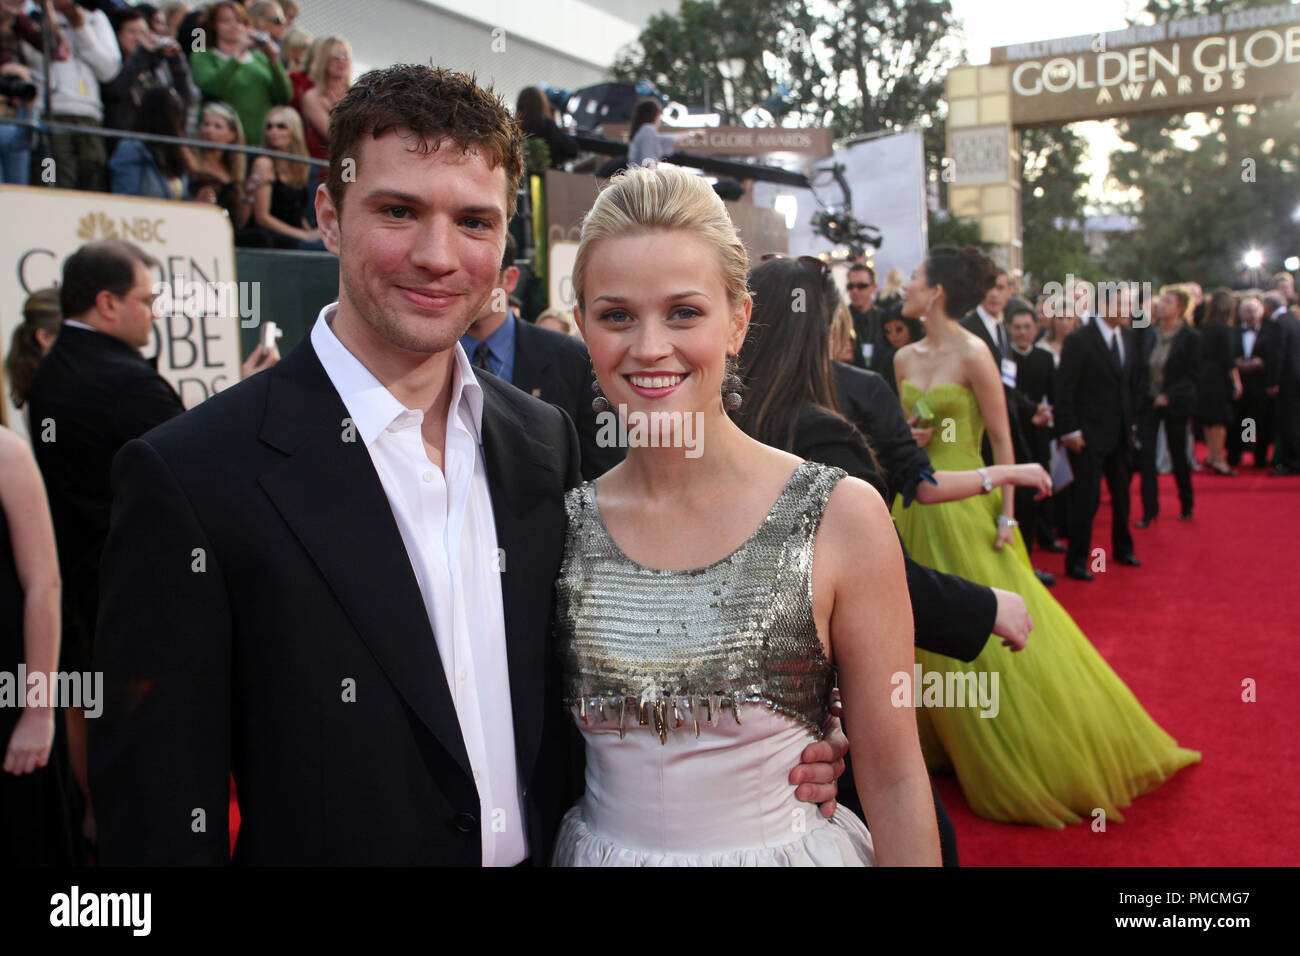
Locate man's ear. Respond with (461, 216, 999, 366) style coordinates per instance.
(316, 183, 340, 255)
(94, 289, 120, 328)
(503, 265, 521, 295)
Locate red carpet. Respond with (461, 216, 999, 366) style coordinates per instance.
(936, 458, 1300, 865)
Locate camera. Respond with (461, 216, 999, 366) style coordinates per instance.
(0, 76, 38, 103)
(250, 30, 271, 45)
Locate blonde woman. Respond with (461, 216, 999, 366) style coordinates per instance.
(191, 103, 254, 231)
(535, 308, 574, 335)
(300, 36, 352, 160)
(876, 266, 905, 308)
(829, 295, 857, 364)
(553, 164, 939, 866)
(281, 27, 312, 74)
(249, 106, 319, 249)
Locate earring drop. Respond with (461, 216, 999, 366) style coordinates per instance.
(722, 355, 743, 411)
(591, 374, 611, 413)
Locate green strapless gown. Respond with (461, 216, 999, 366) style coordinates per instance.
(891, 380, 1200, 829)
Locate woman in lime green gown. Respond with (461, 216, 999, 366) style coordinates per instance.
(889, 247, 1199, 829)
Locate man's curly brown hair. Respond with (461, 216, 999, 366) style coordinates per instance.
(326, 64, 524, 219)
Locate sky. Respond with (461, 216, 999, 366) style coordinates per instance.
(949, 0, 1155, 207)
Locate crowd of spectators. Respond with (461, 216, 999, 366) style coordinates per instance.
(0, 0, 344, 249)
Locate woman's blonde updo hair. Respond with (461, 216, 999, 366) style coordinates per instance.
(572, 165, 749, 313)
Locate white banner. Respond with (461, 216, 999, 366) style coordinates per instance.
(0, 186, 242, 441)
(752, 127, 929, 286)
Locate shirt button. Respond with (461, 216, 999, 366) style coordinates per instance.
(473, 770, 480, 782)
(459, 669, 468, 681)
(422, 470, 435, 483)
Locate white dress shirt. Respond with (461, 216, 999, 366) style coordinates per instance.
(310, 303, 526, 866)
(1242, 326, 1258, 359)
(976, 304, 1008, 357)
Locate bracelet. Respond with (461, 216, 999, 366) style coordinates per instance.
(996, 515, 1018, 528)
(976, 467, 994, 494)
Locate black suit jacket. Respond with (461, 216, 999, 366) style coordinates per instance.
(960, 311, 1033, 464)
(27, 325, 185, 625)
(1267, 312, 1300, 393)
(89, 339, 582, 865)
(1236, 324, 1271, 401)
(510, 315, 623, 480)
(1054, 319, 1138, 456)
(793, 405, 994, 663)
(831, 361, 933, 506)
(1135, 325, 1200, 419)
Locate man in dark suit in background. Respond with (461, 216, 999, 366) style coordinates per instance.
(459, 233, 622, 480)
(846, 262, 891, 377)
(1230, 296, 1274, 468)
(1264, 292, 1300, 475)
(27, 240, 185, 846)
(1055, 284, 1141, 581)
(1006, 302, 1057, 553)
(960, 271, 1057, 585)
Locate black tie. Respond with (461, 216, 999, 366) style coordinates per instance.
(1109, 330, 1122, 372)
(995, 321, 1008, 359)
(473, 341, 493, 372)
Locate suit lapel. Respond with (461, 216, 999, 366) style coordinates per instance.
(478, 381, 550, 787)
(510, 316, 552, 399)
(1088, 319, 1122, 381)
(256, 343, 473, 779)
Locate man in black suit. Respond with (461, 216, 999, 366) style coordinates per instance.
(460, 233, 622, 480)
(846, 263, 891, 376)
(1055, 284, 1141, 581)
(30, 240, 276, 844)
(1230, 296, 1273, 468)
(89, 66, 842, 866)
(1264, 292, 1300, 475)
(1006, 302, 1057, 553)
(960, 271, 1056, 585)
(27, 240, 185, 843)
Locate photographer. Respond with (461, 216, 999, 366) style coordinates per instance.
(190, 0, 290, 147)
(20, 0, 122, 191)
(1, 0, 41, 183)
(101, 5, 189, 136)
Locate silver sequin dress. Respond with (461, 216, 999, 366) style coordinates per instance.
(551, 461, 875, 866)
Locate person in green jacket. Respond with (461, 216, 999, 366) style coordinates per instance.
(190, 1, 291, 147)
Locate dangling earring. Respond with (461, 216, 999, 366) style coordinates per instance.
(722, 354, 743, 411)
(591, 373, 611, 413)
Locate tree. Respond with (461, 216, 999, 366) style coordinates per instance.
(1103, 0, 1300, 287)
(611, 0, 964, 166)
(1020, 126, 1102, 286)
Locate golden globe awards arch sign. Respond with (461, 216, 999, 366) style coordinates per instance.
(0, 186, 242, 441)
(991, 3, 1300, 124)
(944, 2, 1300, 276)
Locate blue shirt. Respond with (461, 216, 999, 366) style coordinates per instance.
(459, 312, 516, 384)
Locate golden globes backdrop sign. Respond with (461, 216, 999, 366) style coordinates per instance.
(992, 3, 1300, 123)
(944, 2, 1300, 274)
(0, 186, 241, 440)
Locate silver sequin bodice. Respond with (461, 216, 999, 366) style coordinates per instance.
(555, 461, 845, 742)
